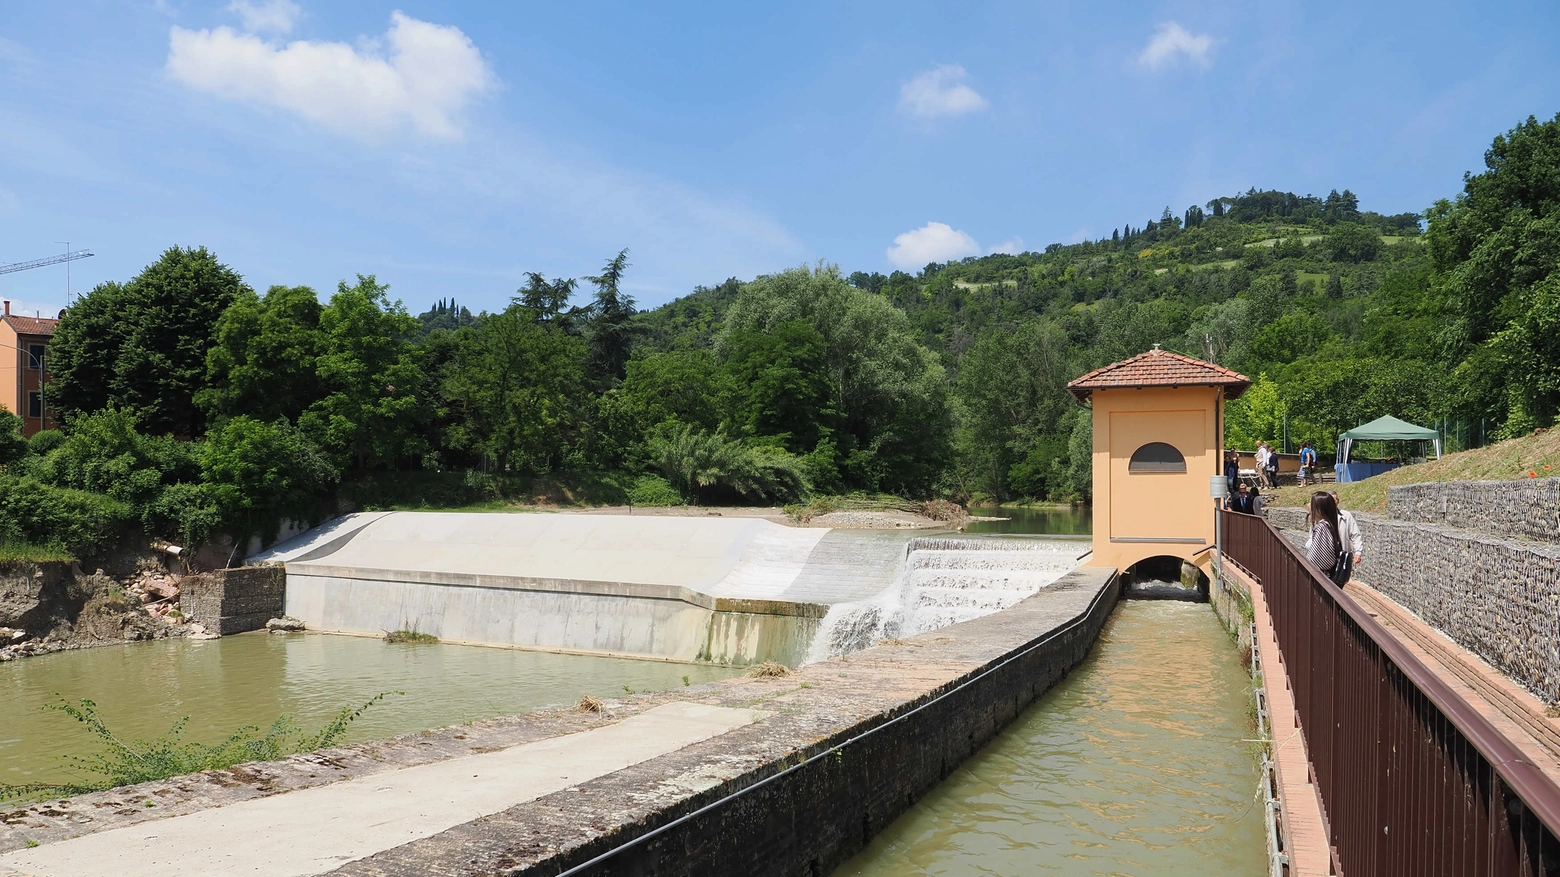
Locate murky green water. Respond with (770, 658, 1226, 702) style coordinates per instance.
(837, 600, 1265, 876)
(965, 504, 1092, 536)
(1, 634, 736, 786)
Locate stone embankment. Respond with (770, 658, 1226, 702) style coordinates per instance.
(1, 567, 1118, 877)
(1388, 478, 1559, 544)
(1267, 477, 1560, 705)
(0, 561, 180, 662)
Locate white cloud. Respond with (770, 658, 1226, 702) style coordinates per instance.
(898, 65, 988, 119)
(227, 0, 301, 34)
(987, 237, 1025, 255)
(887, 222, 981, 269)
(1137, 22, 1215, 70)
(166, 11, 494, 140)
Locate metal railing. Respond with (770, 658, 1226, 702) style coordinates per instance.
(1221, 509, 1560, 876)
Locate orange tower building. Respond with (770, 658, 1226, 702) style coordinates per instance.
(1066, 347, 1250, 576)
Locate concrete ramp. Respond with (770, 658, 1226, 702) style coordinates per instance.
(275, 513, 915, 665)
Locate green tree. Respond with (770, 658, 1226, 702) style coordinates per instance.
(1224, 375, 1286, 450)
(516, 273, 580, 330)
(0, 411, 26, 468)
(1490, 275, 1560, 429)
(1324, 222, 1381, 263)
(718, 264, 952, 494)
(717, 321, 834, 453)
(300, 276, 427, 470)
(954, 317, 1074, 500)
(1428, 113, 1560, 430)
(50, 247, 246, 436)
(203, 417, 338, 539)
(198, 285, 324, 424)
(583, 250, 638, 388)
(441, 304, 588, 472)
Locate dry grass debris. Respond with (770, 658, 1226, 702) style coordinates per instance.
(745, 661, 790, 679)
(575, 694, 604, 713)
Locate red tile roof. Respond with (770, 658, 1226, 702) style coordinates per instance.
(2, 314, 60, 337)
(1067, 347, 1250, 402)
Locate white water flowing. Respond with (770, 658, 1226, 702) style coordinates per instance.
(804, 536, 1083, 662)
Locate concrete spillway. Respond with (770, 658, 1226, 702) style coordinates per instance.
(255, 512, 913, 666)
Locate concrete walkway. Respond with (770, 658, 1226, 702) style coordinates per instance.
(0, 702, 761, 877)
(1229, 563, 1335, 877)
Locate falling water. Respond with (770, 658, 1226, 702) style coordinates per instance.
(805, 536, 1082, 661)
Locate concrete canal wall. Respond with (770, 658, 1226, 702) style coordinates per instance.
(258, 513, 909, 666)
(1, 567, 1119, 877)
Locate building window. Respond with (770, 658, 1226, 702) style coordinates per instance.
(27, 344, 44, 370)
(1128, 441, 1186, 473)
(28, 392, 42, 418)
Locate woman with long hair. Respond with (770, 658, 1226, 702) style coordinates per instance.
(1305, 491, 1346, 583)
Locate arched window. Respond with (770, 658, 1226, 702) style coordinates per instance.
(1128, 442, 1186, 473)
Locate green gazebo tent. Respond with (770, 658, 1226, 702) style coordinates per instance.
(1336, 415, 1441, 482)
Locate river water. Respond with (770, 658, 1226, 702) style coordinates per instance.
(965, 504, 1092, 536)
(1, 634, 735, 787)
(836, 600, 1266, 875)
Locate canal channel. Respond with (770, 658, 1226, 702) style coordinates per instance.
(837, 598, 1266, 875)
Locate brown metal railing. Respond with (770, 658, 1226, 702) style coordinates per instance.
(1221, 509, 1560, 876)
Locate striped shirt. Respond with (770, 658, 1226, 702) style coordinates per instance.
(1306, 521, 1339, 571)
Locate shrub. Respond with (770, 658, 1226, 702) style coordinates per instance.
(0, 693, 398, 802)
(649, 424, 809, 504)
(0, 412, 25, 468)
(26, 429, 65, 456)
(0, 476, 133, 558)
(627, 474, 683, 506)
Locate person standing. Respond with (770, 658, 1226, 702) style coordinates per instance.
(1331, 490, 1362, 583)
(1227, 482, 1252, 513)
(1249, 485, 1265, 516)
(1298, 441, 1317, 486)
(1225, 450, 1240, 496)
(1253, 442, 1270, 487)
(1305, 491, 1349, 585)
(1265, 442, 1281, 488)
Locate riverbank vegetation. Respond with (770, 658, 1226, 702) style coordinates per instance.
(0, 692, 397, 802)
(3, 113, 1558, 561)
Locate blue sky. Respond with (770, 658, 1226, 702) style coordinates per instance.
(2, 1, 1558, 317)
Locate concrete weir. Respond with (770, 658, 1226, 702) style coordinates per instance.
(258, 512, 911, 666)
(0, 567, 1118, 877)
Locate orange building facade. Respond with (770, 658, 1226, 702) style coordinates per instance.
(0, 301, 61, 437)
(1066, 348, 1250, 575)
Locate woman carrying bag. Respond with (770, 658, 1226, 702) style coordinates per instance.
(1304, 491, 1352, 586)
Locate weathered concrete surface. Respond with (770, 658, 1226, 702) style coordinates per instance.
(0, 567, 1118, 877)
(273, 513, 912, 664)
(0, 703, 761, 877)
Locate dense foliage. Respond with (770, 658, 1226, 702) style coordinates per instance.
(7, 112, 1558, 558)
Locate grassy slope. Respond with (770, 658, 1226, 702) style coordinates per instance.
(1268, 428, 1560, 513)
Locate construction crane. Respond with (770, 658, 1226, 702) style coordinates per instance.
(0, 249, 94, 276)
